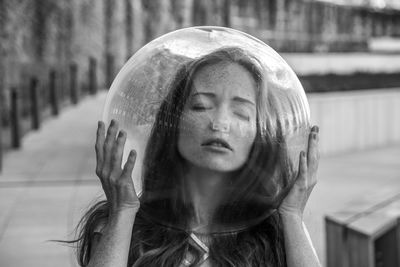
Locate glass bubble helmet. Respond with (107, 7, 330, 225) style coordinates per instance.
(103, 26, 310, 234)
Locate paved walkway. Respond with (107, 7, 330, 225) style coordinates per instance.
(0, 91, 399, 267)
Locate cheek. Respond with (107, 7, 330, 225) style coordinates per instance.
(234, 121, 257, 154)
(235, 120, 257, 140)
(178, 113, 206, 145)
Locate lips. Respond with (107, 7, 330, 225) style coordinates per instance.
(202, 138, 233, 151)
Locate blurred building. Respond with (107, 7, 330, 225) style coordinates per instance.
(1, 0, 400, 121)
(232, 0, 400, 52)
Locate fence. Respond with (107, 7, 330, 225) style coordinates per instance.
(308, 88, 400, 155)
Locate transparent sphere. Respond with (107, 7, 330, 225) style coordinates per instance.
(103, 26, 310, 233)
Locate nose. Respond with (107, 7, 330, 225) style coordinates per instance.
(211, 120, 230, 133)
(210, 107, 231, 133)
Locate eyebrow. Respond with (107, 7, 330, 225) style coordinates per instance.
(191, 92, 255, 106)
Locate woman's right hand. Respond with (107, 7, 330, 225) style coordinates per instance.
(95, 119, 140, 216)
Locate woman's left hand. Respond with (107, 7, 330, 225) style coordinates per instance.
(278, 125, 320, 220)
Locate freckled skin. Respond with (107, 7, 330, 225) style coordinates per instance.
(178, 62, 257, 172)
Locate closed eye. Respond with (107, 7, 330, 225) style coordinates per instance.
(191, 105, 211, 111)
(234, 112, 250, 121)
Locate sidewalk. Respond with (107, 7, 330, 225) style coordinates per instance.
(0, 91, 399, 267)
(0, 92, 107, 267)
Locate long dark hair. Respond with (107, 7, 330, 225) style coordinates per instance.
(71, 47, 296, 266)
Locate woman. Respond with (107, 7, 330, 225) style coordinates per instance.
(72, 47, 321, 266)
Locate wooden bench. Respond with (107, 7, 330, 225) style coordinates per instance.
(325, 190, 400, 267)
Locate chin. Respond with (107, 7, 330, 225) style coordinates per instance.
(195, 158, 244, 173)
(178, 147, 246, 173)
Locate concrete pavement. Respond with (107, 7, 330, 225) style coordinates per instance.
(0, 91, 399, 267)
(0, 93, 107, 267)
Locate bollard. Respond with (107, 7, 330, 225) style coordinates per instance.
(0, 100, 2, 172)
(69, 63, 79, 105)
(89, 57, 98, 95)
(30, 77, 40, 130)
(223, 0, 231, 27)
(106, 53, 114, 89)
(10, 88, 21, 149)
(49, 70, 59, 116)
(58, 70, 65, 102)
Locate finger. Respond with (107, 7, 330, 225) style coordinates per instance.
(103, 119, 119, 177)
(122, 150, 137, 180)
(307, 125, 320, 171)
(296, 151, 308, 188)
(110, 130, 127, 176)
(95, 121, 106, 175)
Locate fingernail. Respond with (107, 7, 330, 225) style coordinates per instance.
(301, 151, 305, 157)
(313, 126, 319, 133)
(312, 132, 317, 139)
(130, 150, 136, 157)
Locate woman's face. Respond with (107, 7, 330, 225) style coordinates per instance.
(178, 61, 258, 172)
